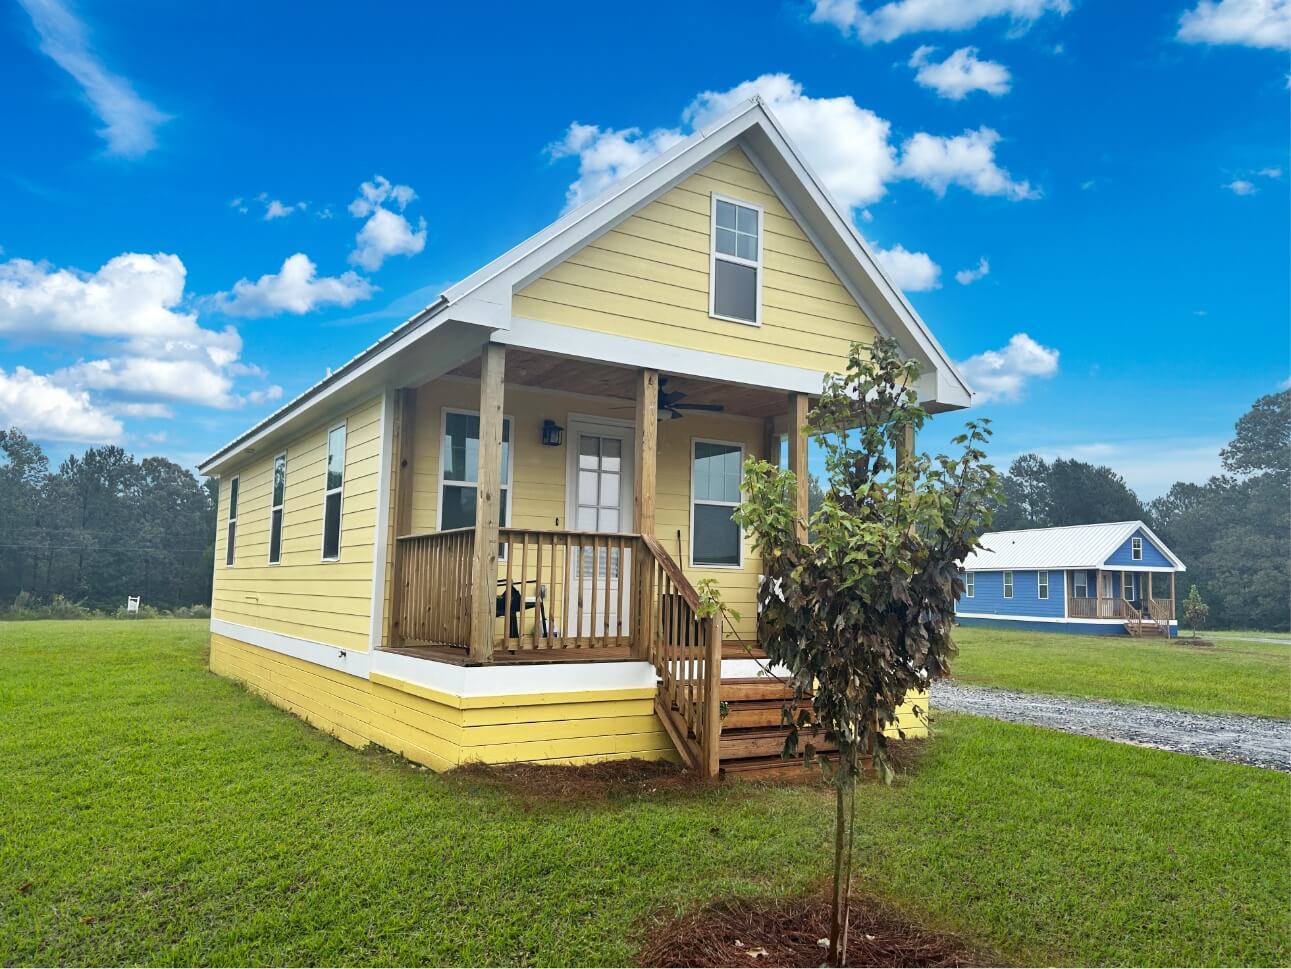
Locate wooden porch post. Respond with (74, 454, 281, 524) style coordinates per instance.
(762, 416, 779, 466)
(1147, 573, 1153, 605)
(388, 387, 417, 647)
(788, 393, 809, 542)
(1169, 571, 1176, 619)
(469, 343, 505, 664)
(633, 369, 658, 534)
(895, 425, 915, 471)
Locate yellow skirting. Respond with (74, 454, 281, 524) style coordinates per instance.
(209, 634, 929, 770)
(209, 634, 679, 771)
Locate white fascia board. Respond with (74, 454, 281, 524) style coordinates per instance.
(442, 103, 766, 307)
(199, 317, 490, 477)
(501, 316, 827, 394)
(739, 118, 973, 409)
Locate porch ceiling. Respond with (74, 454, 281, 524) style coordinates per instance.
(447, 347, 796, 419)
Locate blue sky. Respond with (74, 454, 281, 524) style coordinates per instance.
(1, 0, 1287, 498)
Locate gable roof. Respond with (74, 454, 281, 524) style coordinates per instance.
(198, 98, 972, 476)
(963, 521, 1186, 572)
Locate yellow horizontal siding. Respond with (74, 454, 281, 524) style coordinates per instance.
(513, 147, 877, 374)
(212, 395, 383, 652)
(210, 635, 681, 770)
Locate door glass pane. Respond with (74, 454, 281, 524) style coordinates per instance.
(599, 508, 619, 533)
(601, 438, 621, 471)
(579, 469, 600, 504)
(693, 504, 739, 566)
(576, 506, 597, 531)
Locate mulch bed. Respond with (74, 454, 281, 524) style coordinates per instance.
(637, 893, 986, 968)
(447, 758, 716, 803)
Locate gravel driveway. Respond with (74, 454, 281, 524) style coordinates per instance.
(931, 681, 1291, 772)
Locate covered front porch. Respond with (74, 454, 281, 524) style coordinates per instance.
(379, 342, 818, 774)
(1067, 568, 1177, 633)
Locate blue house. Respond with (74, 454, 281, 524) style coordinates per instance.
(957, 521, 1187, 637)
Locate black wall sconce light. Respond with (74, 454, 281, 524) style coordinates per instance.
(541, 419, 564, 447)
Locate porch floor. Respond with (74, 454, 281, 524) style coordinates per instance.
(382, 641, 767, 667)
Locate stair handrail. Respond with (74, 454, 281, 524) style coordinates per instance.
(636, 534, 722, 777)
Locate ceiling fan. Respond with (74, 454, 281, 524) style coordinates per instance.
(611, 377, 726, 420)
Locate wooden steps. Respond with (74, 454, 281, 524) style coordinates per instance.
(718, 677, 831, 780)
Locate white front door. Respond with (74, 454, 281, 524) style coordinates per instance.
(565, 418, 634, 640)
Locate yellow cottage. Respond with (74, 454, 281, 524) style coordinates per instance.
(199, 99, 973, 778)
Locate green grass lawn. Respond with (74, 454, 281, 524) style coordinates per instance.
(952, 625, 1291, 719)
(1, 620, 1288, 967)
(1209, 629, 1291, 641)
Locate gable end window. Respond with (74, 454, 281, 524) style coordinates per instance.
(1131, 536, 1143, 560)
(691, 439, 743, 567)
(1038, 570, 1049, 600)
(1003, 570, 1014, 599)
(268, 452, 286, 565)
(225, 476, 239, 566)
(709, 195, 762, 326)
(322, 423, 346, 561)
(965, 572, 975, 597)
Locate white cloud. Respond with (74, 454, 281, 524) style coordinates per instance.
(872, 242, 942, 290)
(1258, 165, 1284, 177)
(547, 123, 688, 210)
(1177, 0, 1291, 50)
(263, 198, 305, 220)
(0, 366, 122, 442)
(218, 253, 375, 317)
(1225, 178, 1257, 194)
(809, 0, 1070, 43)
(245, 386, 284, 406)
(958, 332, 1059, 403)
(0, 252, 197, 341)
(909, 46, 1012, 99)
(1278, 374, 1291, 390)
(347, 176, 426, 271)
(549, 74, 1037, 216)
(955, 257, 991, 285)
(0, 251, 277, 415)
(17, 0, 169, 157)
(106, 401, 173, 418)
(899, 127, 1039, 199)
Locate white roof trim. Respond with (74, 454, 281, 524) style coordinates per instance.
(200, 98, 973, 474)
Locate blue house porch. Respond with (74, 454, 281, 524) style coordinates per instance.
(956, 521, 1187, 637)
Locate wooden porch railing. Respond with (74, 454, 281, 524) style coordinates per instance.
(390, 528, 475, 647)
(389, 527, 722, 774)
(1146, 597, 1175, 622)
(1068, 596, 1129, 620)
(636, 534, 720, 775)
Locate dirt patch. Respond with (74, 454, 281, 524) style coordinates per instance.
(637, 893, 986, 967)
(1169, 637, 1217, 649)
(447, 758, 716, 803)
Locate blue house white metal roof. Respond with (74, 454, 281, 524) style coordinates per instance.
(964, 521, 1186, 572)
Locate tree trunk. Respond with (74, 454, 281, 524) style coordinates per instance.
(828, 777, 853, 966)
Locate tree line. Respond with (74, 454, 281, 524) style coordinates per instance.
(0, 429, 216, 614)
(992, 390, 1290, 631)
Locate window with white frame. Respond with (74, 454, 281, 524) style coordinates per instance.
(225, 476, 239, 566)
(1038, 570, 1049, 600)
(268, 452, 286, 565)
(1003, 570, 1014, 599)
(1123, 573, 1134, 600)
(691, 440, 743, 567)
(710, 196, 761, 325)
(1074, 570, 1089, 598)
(439, 410, 512, 553)
(1131, 536, 1143, 560)
(322, 423, 346, 561)
(965, 572, 975, 597)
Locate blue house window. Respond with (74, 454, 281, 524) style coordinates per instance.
(1003, 571, 1014, 599)
(1038, 571, 1049, 600)
(1132, 537, 1143, 560)
(965, 572, 975, 597)
(1074, 570, 1089, 598)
